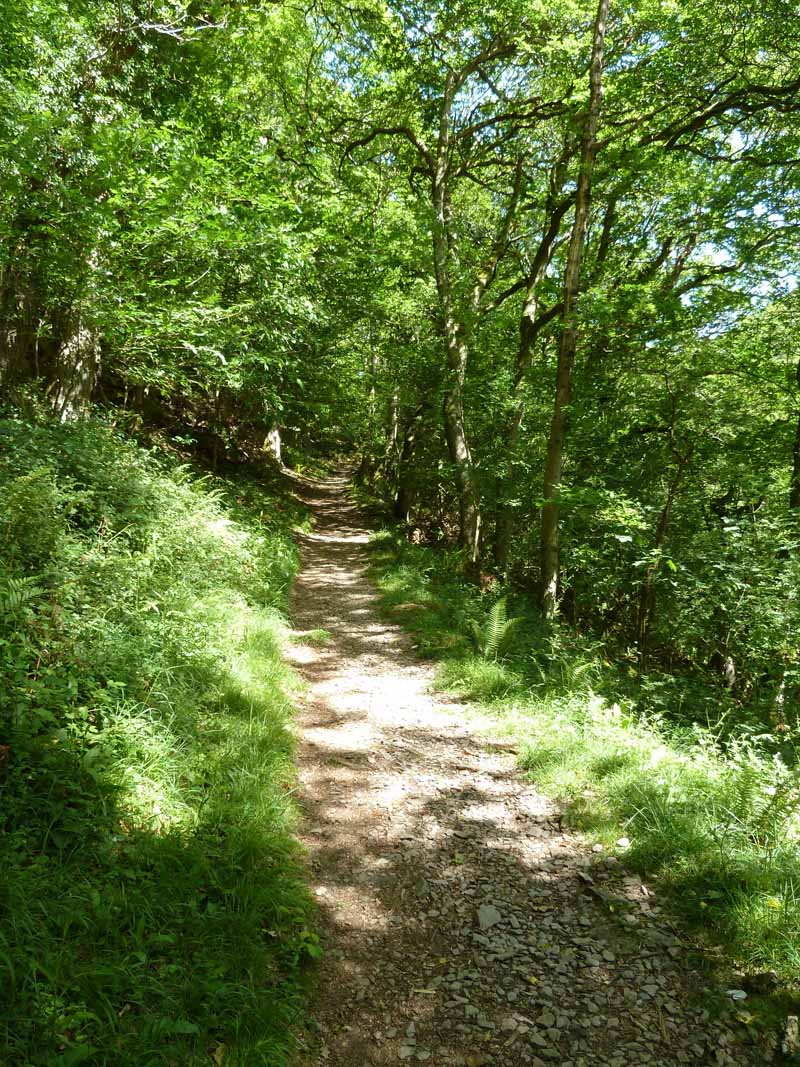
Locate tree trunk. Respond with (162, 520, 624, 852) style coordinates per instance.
(388, 387, 400, 458)
(494, 301, 539, 572)
(394, 444, 415, 521)
(636, 456, 689, 672)
(0, 264, 42, 388)
(211, 388, 223, 471)
(442, 383, 481, 566)
(51, 313, 100, 421)
(494, 162, 571, 573)
(539, 0, 610, 617)
(636, 387, 693, 671)
(790, 358, 800, 509)
(265, 422, 283, 466)
(393, 404, 424, 522)
(431, 144, 482, 571)
(349, 52, 521, 575)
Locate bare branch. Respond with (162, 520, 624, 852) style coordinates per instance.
(673, 228, 800, 296)
(471, 157, 524, 317)
(342, 126, 434, 172)
(481, 276, 529, 315)
(139, 19, 228, 40)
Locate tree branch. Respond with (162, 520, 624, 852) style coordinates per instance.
(470, 157, 524, 316)
(342, 126, 434, 172)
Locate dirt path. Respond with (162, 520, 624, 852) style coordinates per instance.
(286, 474, 765, 1067)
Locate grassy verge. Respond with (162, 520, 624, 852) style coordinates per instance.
(368, 528, 800, 1002)
(0, 408, 317, 1067)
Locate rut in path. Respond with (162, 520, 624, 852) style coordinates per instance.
(285, 473, 763, 1067)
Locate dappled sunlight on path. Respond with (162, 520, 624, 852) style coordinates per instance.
(286, 472, 762, 1067)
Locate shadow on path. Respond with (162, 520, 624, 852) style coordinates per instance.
(286, 472, 762, 1067)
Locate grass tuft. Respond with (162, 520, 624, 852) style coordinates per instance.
(292, 627, 333, 647)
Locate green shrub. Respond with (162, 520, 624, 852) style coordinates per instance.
(0, 466, 65, 568)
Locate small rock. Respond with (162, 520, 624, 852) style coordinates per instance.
(478, 904, 503, 931)
(782, 1016, 799, 1056)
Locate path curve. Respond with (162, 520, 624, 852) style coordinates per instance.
(286, 473, 764, 1067)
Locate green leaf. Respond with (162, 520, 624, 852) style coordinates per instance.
(168, 1020, 201, 1035)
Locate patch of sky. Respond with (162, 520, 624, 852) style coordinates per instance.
(607, 32, 668, 74)
(729, 129, 745, 154)
(696, 242, 733, 267)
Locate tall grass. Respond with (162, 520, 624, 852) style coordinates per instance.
(0, 410, 317, 1066)
(368, 528, 800, 989)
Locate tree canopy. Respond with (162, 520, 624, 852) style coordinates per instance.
(4, 0, 800, 685)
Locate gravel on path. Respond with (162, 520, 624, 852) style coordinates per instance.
(286, 473, 770, 1067)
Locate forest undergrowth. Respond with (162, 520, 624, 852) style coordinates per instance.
(0, 403, 317, 1067)
(367, 527, 800, 1005)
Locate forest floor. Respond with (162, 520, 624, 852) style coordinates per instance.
(286, 473, 766, 1067)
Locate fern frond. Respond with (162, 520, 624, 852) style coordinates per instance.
(0, 575, 43, 616)
(472, 597, 521, 659)
(484, 598, 509, 658)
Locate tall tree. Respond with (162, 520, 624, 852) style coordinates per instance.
(539, 0, 610, 616)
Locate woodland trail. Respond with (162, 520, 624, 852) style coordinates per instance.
(286, 473, 762, 1067)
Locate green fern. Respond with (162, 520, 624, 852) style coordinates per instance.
(0, 575, 43, 616)
(726, 755, 800, 850)
(470, 597, 520, 660)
